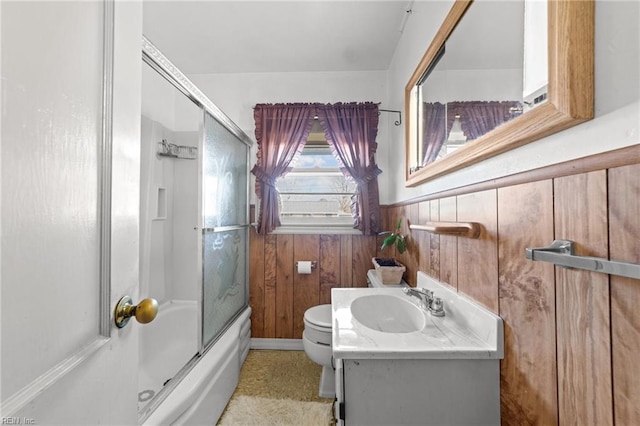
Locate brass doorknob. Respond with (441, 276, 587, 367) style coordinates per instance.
(114, 296, 158, 328)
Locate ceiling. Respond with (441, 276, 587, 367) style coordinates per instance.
(142, 1, 412, 75)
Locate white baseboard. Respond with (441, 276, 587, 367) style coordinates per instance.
(250, 338, 304, 351)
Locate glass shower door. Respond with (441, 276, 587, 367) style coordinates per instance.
(139, 59, 202, 417)
(201, 111, 250, 348)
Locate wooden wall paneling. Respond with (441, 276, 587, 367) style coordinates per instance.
(389, 205, 406, 282)
(554, 171, 613, 425)
(497, 181, 557, 425)
(608, 164, 640, 423)
(340, 235, 353, 288)
(380, 205, 401, 258)
(264, 234, 277, 338)
(417, 200, 431, 275)
(376, 204, 388, 259)
(438, 197, 458, 289)
(404, 203, 420, 286)
(249, 228, 265, 337)
(352, 235, 377, 287)
(457, 189, 499, 312)
(429, 200, 440, 280)
(375, 232, 386, 260)
(389, 204, 410, 283)
(396, 204, 404, 259)
(275, 234, 295, 338)
(292, 235, 320, 339)
(397, 205, 411, 274)
(319, 235, 340, 304)
(379, 205, 392, 234)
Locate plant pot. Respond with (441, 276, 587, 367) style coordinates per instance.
(372, 257, 406, 285)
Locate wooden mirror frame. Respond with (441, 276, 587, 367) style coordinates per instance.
(404, 0, 594, 187)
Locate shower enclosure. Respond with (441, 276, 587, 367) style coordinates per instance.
(138, 38, 252, 424)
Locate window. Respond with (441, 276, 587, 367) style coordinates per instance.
(274, 122, 357, 232)
(252, 102, 381, 235)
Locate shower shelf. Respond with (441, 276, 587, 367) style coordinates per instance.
(409, 221, 481, 238)
(157, 139, 197, 159)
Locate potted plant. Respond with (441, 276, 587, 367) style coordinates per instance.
(372, 219, 407, 284)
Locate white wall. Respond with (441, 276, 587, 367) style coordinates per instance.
(189, 71, 389, 204)
(386, 0, 640, 204)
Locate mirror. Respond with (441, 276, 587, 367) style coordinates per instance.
(405, 0, 594, 187)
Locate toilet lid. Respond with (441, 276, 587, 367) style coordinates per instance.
(304, 304, 332, 329)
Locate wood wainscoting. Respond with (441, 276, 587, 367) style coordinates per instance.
(248, 209, 393, 339)
(248, 145, 639, 424)
(382, 146, 639, 425)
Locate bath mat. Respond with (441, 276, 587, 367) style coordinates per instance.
(217, 395, 333, 426)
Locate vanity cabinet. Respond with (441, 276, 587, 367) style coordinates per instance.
(334, 357, 500, 425)
(331, 272, 504, 425)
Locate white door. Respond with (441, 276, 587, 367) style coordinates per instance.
(1, 1, 143, 424)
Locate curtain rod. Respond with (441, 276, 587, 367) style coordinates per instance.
(255, 104, 402, 127)
(379, 109, 402, 126)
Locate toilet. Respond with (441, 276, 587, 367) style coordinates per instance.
(302, 304, 334, 398)
(302, 270, 408, 398)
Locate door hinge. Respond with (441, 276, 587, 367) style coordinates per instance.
(339, 402, 345, 421)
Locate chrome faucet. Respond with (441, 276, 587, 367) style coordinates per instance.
(403, 287, 445, 317)
(404, 287, 433, 308)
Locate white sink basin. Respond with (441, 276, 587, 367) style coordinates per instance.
(350, 294, 425, 333)
(331, 271, 504, 360)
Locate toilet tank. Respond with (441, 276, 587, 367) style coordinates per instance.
(366, 269, 407, 288)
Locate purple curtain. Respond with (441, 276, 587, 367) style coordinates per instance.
(447, 101, 522, 140)
(421, 102, 447, 165)
(251, 103, 315, 235)
(317, 102, 382, 235)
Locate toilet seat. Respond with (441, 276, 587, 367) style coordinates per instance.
(303, 304, 332, 346)
(303, 304, 331, 329)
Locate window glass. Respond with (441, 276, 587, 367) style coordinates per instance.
(276, 145, 357, 228)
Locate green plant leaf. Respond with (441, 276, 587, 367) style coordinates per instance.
(396, 235, 406, 254)
(396, 218, 402, 230)
(381, 234, 397, 250)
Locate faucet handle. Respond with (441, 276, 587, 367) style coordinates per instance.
(403, 287, 429, 296)
(429, 297, 445, 316)
(432, 297, 443, 310)
(403, 287, 431, 309)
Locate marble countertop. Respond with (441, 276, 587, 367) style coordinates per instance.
(331, 274, 504, 360)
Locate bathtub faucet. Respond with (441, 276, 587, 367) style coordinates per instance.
(403, 287, 445, 317)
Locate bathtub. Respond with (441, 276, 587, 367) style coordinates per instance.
(140, 300, 252, 425)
